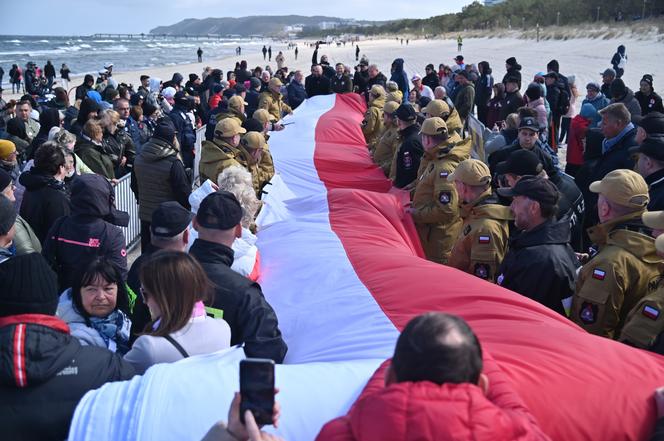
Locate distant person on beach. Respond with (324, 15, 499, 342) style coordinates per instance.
(275, 51, 285, 70)
(262, 45, 267, 60)
(59, 64, 70, 90)
(611, 45, 627, 79)
(294, 46, 298, 60)
(197, 47, 203, 63)
(268, 46, 272, 62)
(44, 61, 56, 90)
(457, 34, 463, 52)
(0, 66, 4, 89)
(355, 45, 360, 61)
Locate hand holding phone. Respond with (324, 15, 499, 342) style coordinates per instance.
(239, 359, 275, 426)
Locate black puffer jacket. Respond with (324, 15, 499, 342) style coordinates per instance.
(0, 314, 135, 441)
(497, 218, 579, 315)
(394, 123, 424, 189)
(189, 239, 288, 363)
(19, 170, 70, 243)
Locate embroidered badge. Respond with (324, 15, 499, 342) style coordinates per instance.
(403, 151, 412, 169)
(643, 305, 661, 320)
(497, 274, 504, 285)
(463, 224, 471, 236)
(438, 191, 451, 204)
(579, 302, 598, 324)
(592, 269, 606, 281)
(478, 235, 490, 244)
(474, 263, 490, 280)
(439, 171, 449, 178)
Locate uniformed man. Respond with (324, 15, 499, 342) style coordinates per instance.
(571, 169, 663, 338)
(420, 99, 463, 136)
(373, 101, 400, 177)
(199, 118, 246, 184)
(632, 136, 664, 211)
(447, 159, 512, 281)
(331, 63, 353, 94)
(362, 85, 386, 150)
(618, 210, 664, 350)
(385, 81, 403, 104)
(251, 109, 279, 187)
(392, 104, 424, 189)
(258, 78, 292, 122)
(215, 95, 247, 126)
(407, 117, 471, 264)
(238, 131, 267, 196)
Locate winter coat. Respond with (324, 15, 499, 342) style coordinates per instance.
(317, 378, 549, 441)
(548, 170, 585, 252)
(611, 88, 642, 122)
(526, 97, 548, 131)
(422, 72, 440, 91)
(361, 95, 385, 149)
(103, 129, 136, 177)
(453, 83, 475, 121)
(393, 124, 424, 189)
(18, 169, 70, 243)
(567, 115, 590, 166)
(168, 105, 196, 169)
(131, 136, 191, 223)
(75, 136, 115, 179)
(646, 169, 664, 211)
(258, 90, 292, 122)
(486, 96, 504, 129)
(581, 94, 610, 127)
(0, 314, 134, 441)
(352, 70, 369, 95)
(245, 89, 261, 119)
(331, 74, 353, 94)
(389, 59, 409, 97)
(475, 73, 494, 108)
(286, 80, 307, 110)
(366, 72, 388, 93)
(13, 215, 41, 256)
(189, 239, 288, 362)
(305, 74, 332, 98)
(497, 218, 579, 315)
(499, 91, 524, 121)
(635, 91, 664, 115)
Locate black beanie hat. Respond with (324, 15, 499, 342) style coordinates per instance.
(154, 117, 176, 142)
(641, 74, 654, 88)
(0, 168, 12, 193)
(506, 57, 517, 66)
(0, 253, 59, 318)
(610, 79, 627, 98)
(526, 84, 542, 101)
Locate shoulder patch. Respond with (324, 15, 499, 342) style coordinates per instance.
(592, 269, 606, 281)
(478, 235, 490, 244)
(474, 263, 490, 280)
(439, 171, 449, 178)
(643, 305, 661, 320)
(579, 302, 598, 324)
(402, 151, 413, 169)
(438, 191, 451, 205)
(463, 224, 471, 236)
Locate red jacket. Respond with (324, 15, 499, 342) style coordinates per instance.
(317, 361, 549, 441)
(566, 115, 590, 166)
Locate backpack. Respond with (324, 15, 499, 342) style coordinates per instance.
(557, 86, 571, 116)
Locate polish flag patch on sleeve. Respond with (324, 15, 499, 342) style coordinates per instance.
(478, 235, 491, 244)
(643, 305, 661, 320)
(592, 269, 606, 281)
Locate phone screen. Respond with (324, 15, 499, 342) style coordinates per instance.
(240, 358, 275, 426)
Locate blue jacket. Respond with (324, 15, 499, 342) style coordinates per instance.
(124, 117, 142, 152)
(389, 59, 409, 100)
(245, 89, 260, 119)
(286, 80, 307, 110)
(168, 106, 196, 169)
(582, 94, 610, 127)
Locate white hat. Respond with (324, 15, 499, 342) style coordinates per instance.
(162, 87, 176, 99)
(104, 62, 113, 68)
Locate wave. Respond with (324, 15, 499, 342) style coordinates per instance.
(7, 39, 21, 43)
(80, 44, 91, 48)
(92, 40, 115, 43)
(98, 45, 129, 53)
(37, 39, 49, 43)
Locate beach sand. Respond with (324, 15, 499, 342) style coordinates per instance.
(3, 36, 663, 102)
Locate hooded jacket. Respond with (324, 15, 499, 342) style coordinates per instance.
(131, 136, 191, 223)
(168, 102, 196, 169)
(0, 314, 134, 441)
(74, 135, 115, 179)
(43, 175, 129, 290)
(361, 94, 385, 149)
(389, 59, 409, 98)
(189, 239, 288, 362)
(69, 98, 100, 137)
(28, 108, 61, 159)
(497, 218, 579, 315)
(18, 169, 70, 244)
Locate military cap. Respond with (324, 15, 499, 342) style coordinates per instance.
(394, 104, 417, 122)
(447, 159, 491, 186)
(269, 77, 283, 88)
(630, 136, 664, 161)
(497, 175, 560, 206)
(518, 116, 540, 132)
(151, 201, 193, 237)
(253, 108, 275, 124)
(383, 101, 400, 115)
(589, 169, 649, 209)
(241, 131, 266, 150)
(215, 118, 247, 138)
(496, 149, 543, 177)
(419, 117, 448, 136)
(228, 95, 248, 111)
(196, 191, 243, 231)
(421, 99, 450, 118)
(633, 112, 664, 136)
(370, 85, 386, 97)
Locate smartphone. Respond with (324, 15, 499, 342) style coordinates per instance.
(239, 358, 275, 426)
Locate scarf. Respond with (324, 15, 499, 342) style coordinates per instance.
(89, 309, 131, 354)
(602, 122, 634, 154)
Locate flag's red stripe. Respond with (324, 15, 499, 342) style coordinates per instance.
(312, 93, 663, 441)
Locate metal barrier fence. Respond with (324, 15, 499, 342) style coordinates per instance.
(113, 126, 207, 250)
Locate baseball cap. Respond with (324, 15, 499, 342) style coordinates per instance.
(269, 77, 283, 88)
(0, 140, 16, 160)
(586, 82, 601, 92)
(394, 104, 417, 122)
(496, 149, 543, 177)
(419, 117, 448, 136)
(497, 175, 560, 206)
(196, 191, 243, 230)
(454, 55, 464, 62)
(643, 210, 664, 230)
(241, 132, 266, 150)
(151, 201, 193, 237)
(228, 95, 248, 111)
(633, 112, 664, 136)
(215, 118, 247, 138)
(252, 108, 275, 124)
(383, 101, 399, 115)
(601, 68, 616, 77)
(421, 99, 449, 118)
(411, 74, 422, 82)
(589, 169, 649, 209)
(629, 136, 664, 161)
(518, 116, 540, 132)
(447, 159, 491, 186)
(370, 85, 386, 97)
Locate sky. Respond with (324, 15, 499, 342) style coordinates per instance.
(1, 0, 477, 35)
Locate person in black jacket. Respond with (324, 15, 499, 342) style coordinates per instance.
(75, 74, 94, 101)
(0, 253, 135, 441)
(168, 92, 196, 169)
(496, 176, 579, 314)
(393, 104, 424, 189)
(19, 142, 70, 244)
(475, 61, 493, 125)
(245, 77, 262, 119)
(489, 116, 556, 176)
(44, 60, 56, 90)
(43, 173, 128, 291)
(330, 63, 353, 94)
(189, 192, 287, 362)
(304, 65, 331, 98)
(422, 63, 440, 92)
(610, 45, 626, 79)
(633, 136, 664, 211)
(500, 76, 524, 121)
(635, 74, 664, 116)
(367, 64, 388, 95)
(353, 61, 370, 96)
(502, 57, 522, 90)
(390, 58, 409, 98)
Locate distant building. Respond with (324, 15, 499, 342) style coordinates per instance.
(318, 21, 339, 30)
(484, 0, 505, 5)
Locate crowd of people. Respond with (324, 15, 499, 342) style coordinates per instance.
(0, 39, 664, 440)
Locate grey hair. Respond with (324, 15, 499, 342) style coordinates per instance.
(216, 166, 260, 228)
